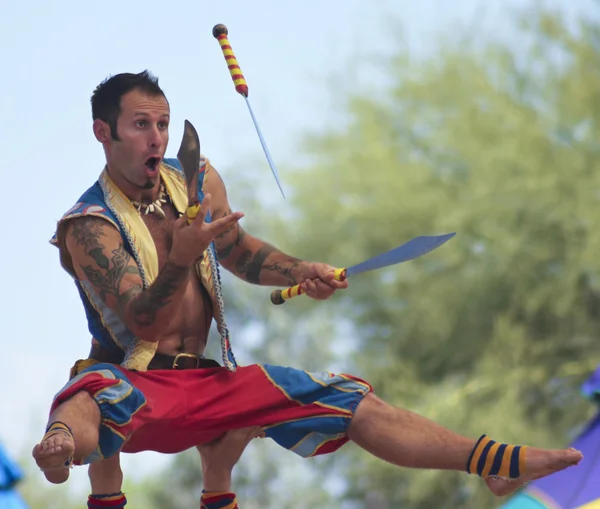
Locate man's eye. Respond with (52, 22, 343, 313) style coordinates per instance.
(136, 120, 146, 127)
(158, 122, 168, 129)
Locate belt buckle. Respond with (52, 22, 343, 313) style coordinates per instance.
(172, 353, 200, 369)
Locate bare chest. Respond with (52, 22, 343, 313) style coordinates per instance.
(139, 201, 213, 354)
(140, 202, 180, 268)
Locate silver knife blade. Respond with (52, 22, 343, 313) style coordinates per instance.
(177, 119, 201, 204)
(346, 232, 456, 278)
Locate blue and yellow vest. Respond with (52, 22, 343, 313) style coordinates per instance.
(49, 157, 237, 371)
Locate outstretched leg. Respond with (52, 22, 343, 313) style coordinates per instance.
(348, 394, 583, 497)
(32, 391, 101, 484)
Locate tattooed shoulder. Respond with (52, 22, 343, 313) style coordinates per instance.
(68, 216, 110, 254)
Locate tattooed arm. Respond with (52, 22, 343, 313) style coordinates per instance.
(63, 216, 189, 342)
(201, 163, 348, 303)
(203, 162, 348, 298)
(202, 163, 309, 286)
(227, 234, 303, 286)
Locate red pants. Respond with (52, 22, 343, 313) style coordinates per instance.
(50, 362, 373, 464)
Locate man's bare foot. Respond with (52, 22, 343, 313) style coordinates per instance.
(32, 430, 75, 484)
(484, 446, 583, 497)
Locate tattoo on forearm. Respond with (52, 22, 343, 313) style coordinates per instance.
(129, 261, 189, 327)
(262, 260, 300, 285)
(214, 208, 247, 260)
(234, 244, 302, 284)
(74, 217, 189, 328)
(243, 245, 277, 284)
(209, 206, 301, 285)
(235, 250, 252, 274)
(80, 244, 142, 313)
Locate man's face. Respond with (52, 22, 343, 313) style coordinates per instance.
(107, 88, 170, 190)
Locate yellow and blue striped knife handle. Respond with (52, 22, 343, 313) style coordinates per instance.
(270, 268, 346, 305)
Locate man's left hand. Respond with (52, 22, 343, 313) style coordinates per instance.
(299, 262, 349, 300)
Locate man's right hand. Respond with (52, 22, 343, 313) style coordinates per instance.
(169, 193, 244, 267)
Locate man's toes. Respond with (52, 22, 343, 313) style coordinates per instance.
(482, 446, 584, 499)
(41, 440, 59, 456)
(32, 444, 42, 459)
(49, 437, 63, 453)
(566, 448, 583, 464)
(32, 434, 75, 471)
(548, 449, 583, 469)
(36, 441, 52, 457)
(51, 435, 66, 448)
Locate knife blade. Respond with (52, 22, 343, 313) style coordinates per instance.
(177, 119, 202, 223)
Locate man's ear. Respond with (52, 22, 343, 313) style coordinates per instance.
(93, 119, 111, 143)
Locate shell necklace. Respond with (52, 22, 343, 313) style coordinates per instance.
(131, 182, 168, 219)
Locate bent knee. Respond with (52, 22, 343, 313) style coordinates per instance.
(352, 393, 392, 422)
(58, 390, 101, 420)
(69, 390, 98, 408)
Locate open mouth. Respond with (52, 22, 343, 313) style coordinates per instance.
(145, 157, 160, 172)
(145, 157, 160, 169)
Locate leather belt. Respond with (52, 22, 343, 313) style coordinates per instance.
(89, 343, 220, 370)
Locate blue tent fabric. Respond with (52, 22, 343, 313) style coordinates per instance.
(0, 442, 29, 509)
(0, 490, 29, 509)
(500, 366, 600, 509)
(581, 368, 600, 403)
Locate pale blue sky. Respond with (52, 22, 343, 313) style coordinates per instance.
(0, 0, 594, 497)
